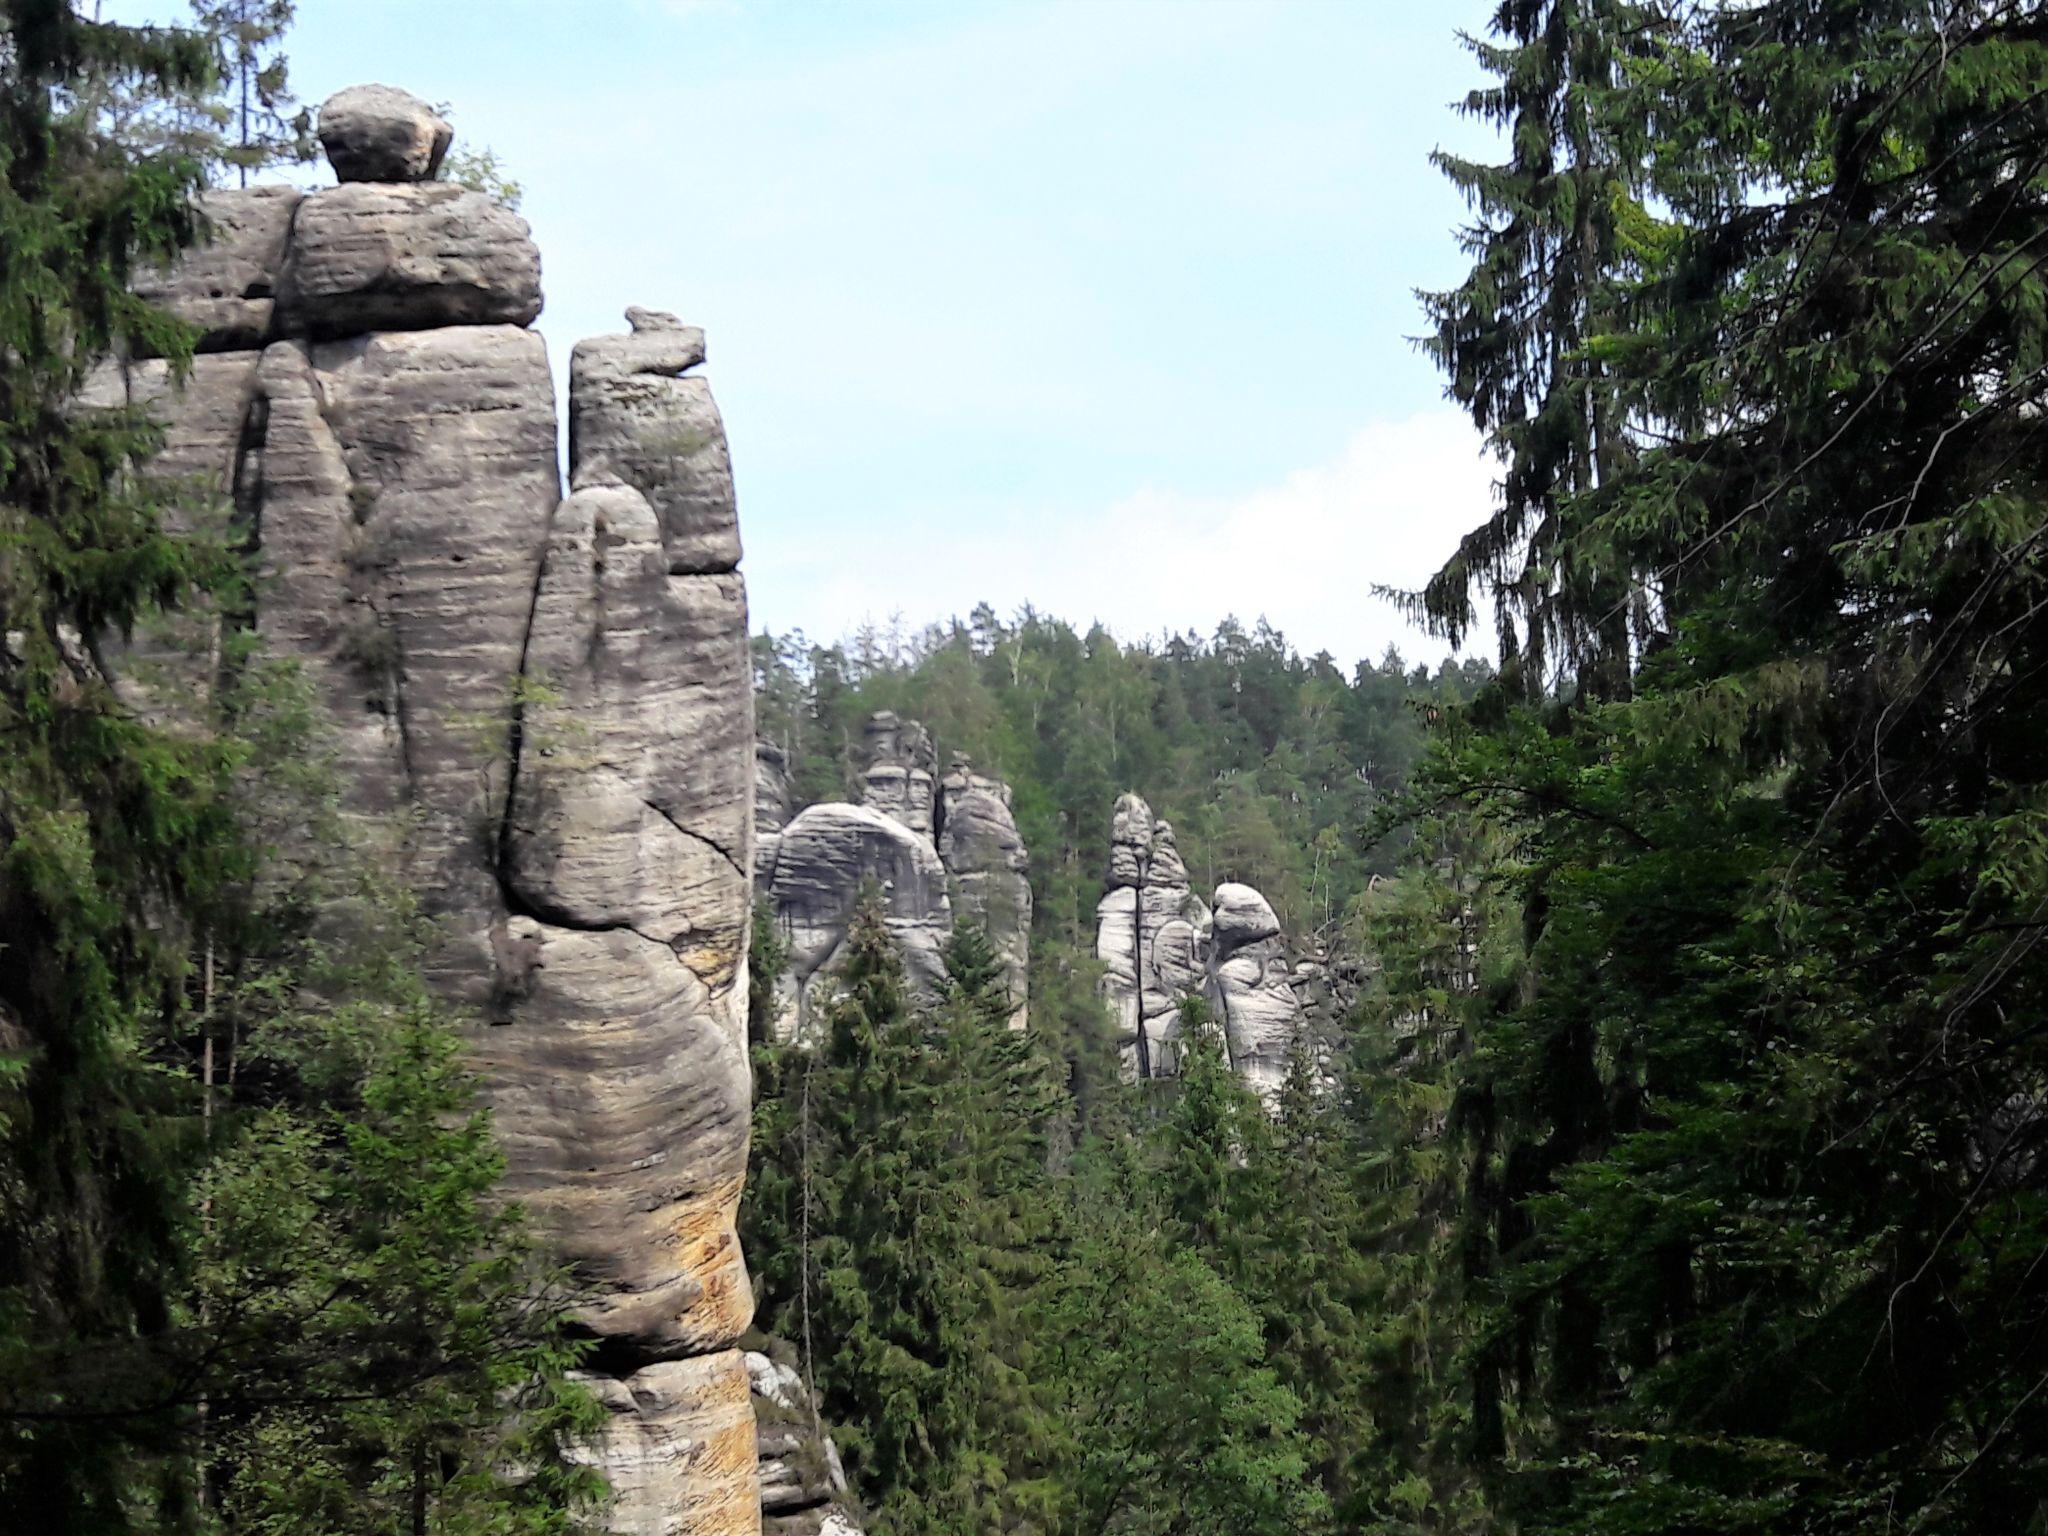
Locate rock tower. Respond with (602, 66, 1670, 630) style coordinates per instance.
(756, 713, 1031, 1039)
(1094, 792, 1317, 1106)
(101, 85, 759, 1536)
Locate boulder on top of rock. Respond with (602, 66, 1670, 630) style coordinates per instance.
(317, 84, 452, 183)
(1206, 880, 1306, 1107)
(1211, 881, 1283, 952)
(277, 182, 543, 337)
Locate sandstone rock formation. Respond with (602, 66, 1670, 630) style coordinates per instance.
(133, 184, 299, 354)
(758, 714, 1032, 1041)
(317, 82, 453, 183)
(859, 710, 936, 839)
(278, 181, 544, 336)
(1096, 794, 1211, 1080)
(570, 315, 738, 574)
(747, 1348, 866, 1536)
(938, 756, 1031, 1029)
(763, 802, 951, 1041)
(1094, 793, 1312, 1105)
(100, 88, 763, 1536)
(755, 739, 794, 896)
(1206, 882, 1304, 1104)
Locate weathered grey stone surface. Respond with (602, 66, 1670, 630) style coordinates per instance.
(859, 711, 936, 838)
(574, 1351, 761, 1536)
(134, 186, 299, 355)
(756, 740, 794, 898)
(505, 480, 753, 1004)
(479, 919, 752, 1356)
(278, 182, 543, 337)
(570, 312, 737, 574)
(747, 1348, 865, 1536)
(757, 741, 794, 838)
(108, 96, 767, 1532)
(759, 717, 1029, 1038)
(1205, 882, 1305, 1106)
(1096, 794, 1210, 1080)
(938, 756, 1031, 1029)
(251, 326, 559, 923)
(79, 351, 260, 510)
(765, 802, 951, 1042)
(317, 83, 452, 183)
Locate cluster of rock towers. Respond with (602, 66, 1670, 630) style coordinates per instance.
(1094, 794, 1328, 1105)
(755, 712, 1033, 1038)
(107, 84, 764, 1536)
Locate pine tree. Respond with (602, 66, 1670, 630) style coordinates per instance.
(0, 4, 234, 1523)
(188, 0, 308, 184)
(197, 981, 605, 1534)
(1418, 0, 1651, 702)
(1409, 3, 2048, 1529)
(1045, 1222, 1330, 1536)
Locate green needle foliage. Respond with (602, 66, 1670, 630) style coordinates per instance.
(0, 1, 238, 1520)
(1391, 2, 2048, 1530)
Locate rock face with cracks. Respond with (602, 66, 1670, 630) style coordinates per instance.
(100, 87, 765, 1536)
(1094, 793, 1313, 1106)
(1206, 882, 1305, 1105)
(762, 801, 952, 1042)
(277, 181, 544, 337)
(132, 185, 300, 355)
(858, 710, 936, 839)
(758, 713, 1031, 1042)
(1096, 793, 1212, 1081)
(938, 756, 1032, 1030)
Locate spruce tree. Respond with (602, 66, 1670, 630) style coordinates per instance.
(1408, 3, 2048, 1529)
(0, 3, 233, 1523)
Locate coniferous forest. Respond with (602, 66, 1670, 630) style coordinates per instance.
(4, 1, 2048, 1534)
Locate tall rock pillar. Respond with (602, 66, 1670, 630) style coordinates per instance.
(937, 755, 1032, 1030)
(496, 307, 759, 1536)
(101, 81, 767, 1536)
(1095, 794, 1210, 1079)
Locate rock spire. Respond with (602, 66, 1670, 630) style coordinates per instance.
(757, 713, 1031, 1040)
(1094, 792, 1319, 1107)
(101, 87, 761, 1536)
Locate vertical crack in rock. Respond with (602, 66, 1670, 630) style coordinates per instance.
(1130, 833, 1153, 1080)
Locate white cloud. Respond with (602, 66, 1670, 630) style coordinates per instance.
(749, 408, 1497, 671)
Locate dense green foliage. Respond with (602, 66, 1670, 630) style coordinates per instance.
(746, 902, 1336, 1536)
(1395, 1, 2048, 1530)
(750, 6, 2048, 1536)
(0, 5, 599, 1530)
(756, 611, 1487, 1087)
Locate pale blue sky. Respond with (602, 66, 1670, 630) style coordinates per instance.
(115, 0, 1504, 666)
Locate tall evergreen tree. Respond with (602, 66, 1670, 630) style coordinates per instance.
(0, 3, 234, 1522)
(1405, 2, 2048, 1529)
